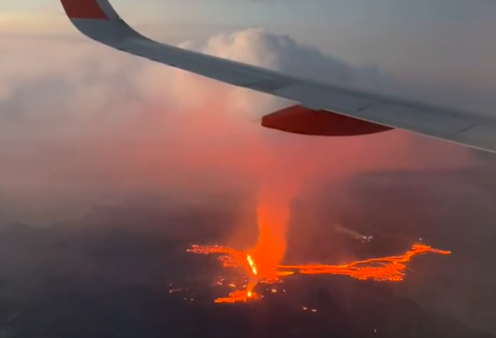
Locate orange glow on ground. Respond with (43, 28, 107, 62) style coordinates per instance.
(188, 243, 451, 303)
(214, 290, 261, 304)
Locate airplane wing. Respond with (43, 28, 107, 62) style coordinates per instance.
(60, 0, 496, 153)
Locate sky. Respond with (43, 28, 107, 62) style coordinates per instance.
(3, 0, 496, 90)
(2, 0, 496, 336)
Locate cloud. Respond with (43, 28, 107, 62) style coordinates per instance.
(0, 27, 476, 227)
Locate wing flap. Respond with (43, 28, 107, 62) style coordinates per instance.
(61, 0, 496, 153)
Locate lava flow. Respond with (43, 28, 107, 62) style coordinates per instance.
(188, 243, 451, 303)
(214, 290, 261, 304)
(279, 244, 451, 282)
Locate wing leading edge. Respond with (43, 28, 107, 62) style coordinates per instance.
(60, 0, 496, 153)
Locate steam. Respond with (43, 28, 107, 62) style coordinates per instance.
(0, 28, 473, 232)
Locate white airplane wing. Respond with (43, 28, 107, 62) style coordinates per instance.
(60, 0, 496, 153)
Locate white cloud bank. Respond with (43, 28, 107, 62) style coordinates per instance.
(0, 27, 478, 226)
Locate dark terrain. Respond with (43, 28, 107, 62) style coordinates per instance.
(0, 223, 492, 338)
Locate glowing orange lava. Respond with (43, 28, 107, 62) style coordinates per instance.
(188, 243, 451, 303)
(280, 244, 451, 282)
(247, 254, 258, 276)
(214, 290, 261, 304)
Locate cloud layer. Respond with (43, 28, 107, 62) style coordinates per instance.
(0, 27, 475, 227)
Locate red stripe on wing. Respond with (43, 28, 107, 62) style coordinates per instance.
(61, 0, 108, 19)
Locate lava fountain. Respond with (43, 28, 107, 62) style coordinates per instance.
(248, 180, 296, 290)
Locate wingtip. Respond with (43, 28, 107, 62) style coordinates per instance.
(60, 0, 109, 20)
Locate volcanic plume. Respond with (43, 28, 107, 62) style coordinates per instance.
(250, 182, 293, 282)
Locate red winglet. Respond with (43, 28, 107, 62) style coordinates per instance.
(61, 0, 109, 19)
